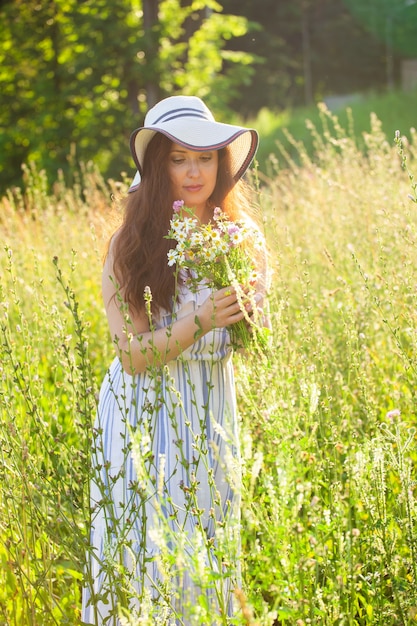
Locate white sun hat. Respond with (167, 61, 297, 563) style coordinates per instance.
(128, 95, 258, 192)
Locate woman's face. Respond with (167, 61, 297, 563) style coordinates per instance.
(168, 143, 218, 219)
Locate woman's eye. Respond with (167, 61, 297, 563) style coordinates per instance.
(170, 153, 212, 165)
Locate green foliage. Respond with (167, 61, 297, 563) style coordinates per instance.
(342, 0, 417, 57)
(167, 10, 258, 113)
(222, 0, 390, 115)
(0, 0, 255, 194)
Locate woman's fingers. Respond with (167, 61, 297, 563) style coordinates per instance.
(201, 285, 265, 330)
(210, 287, 243, 325)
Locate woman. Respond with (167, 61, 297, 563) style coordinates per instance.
(82, 95, 268, 625)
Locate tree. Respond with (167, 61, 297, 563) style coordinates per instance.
(156, 0, 259, 116)
(143, 0, 161, 107)
(341, 0, 417, 89)
(222, 0, 391, 115)
(0, 0, 256, 192)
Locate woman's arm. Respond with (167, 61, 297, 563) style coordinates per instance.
(102, 253, 246, 375)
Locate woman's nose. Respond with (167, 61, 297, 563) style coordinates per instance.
(187, 159, 200, 177)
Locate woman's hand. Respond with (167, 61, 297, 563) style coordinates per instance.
(197, 286, 246, 333)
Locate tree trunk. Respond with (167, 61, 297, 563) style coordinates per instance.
(301, 1, 313, 106)
(143, 0, 161, 108)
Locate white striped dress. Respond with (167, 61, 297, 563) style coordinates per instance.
(81, 281, 241, 625)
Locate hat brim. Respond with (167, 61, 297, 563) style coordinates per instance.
(128, 119, 258, 192)
(128, 170, 141, 192)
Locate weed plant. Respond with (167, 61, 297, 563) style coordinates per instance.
(1, 108, 417, 624)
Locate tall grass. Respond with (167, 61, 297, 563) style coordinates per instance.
(0, 162, 114, 624)
(1, 107, 417, 624)
(254, 87, 417, 176)
(239, 109, 417, 625)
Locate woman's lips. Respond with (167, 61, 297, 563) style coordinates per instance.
(184, 185, 203, 192)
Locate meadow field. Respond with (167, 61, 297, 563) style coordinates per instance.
(1, 105, 417, 625)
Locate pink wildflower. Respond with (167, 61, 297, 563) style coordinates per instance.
(386, 409, 401, 421)
(213, 207, 222, 220)
(227, 224, 240, 236)
(173, 200, 184, 213)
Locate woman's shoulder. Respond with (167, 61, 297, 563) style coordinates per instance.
(105, 227, 123, 260)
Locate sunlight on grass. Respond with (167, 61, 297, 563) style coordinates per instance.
(1, 106, 417, 624)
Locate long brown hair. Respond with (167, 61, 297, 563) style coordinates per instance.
(111, 132, 257, 316)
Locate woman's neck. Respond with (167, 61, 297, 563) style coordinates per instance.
(193, 203, 213, 225)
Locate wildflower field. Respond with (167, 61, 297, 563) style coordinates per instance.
(2, 107, 417, 625)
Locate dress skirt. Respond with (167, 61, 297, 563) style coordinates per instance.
(81, 289, 241, 625)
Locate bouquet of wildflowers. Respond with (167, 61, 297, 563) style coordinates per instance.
(166, 201, 269, 350)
